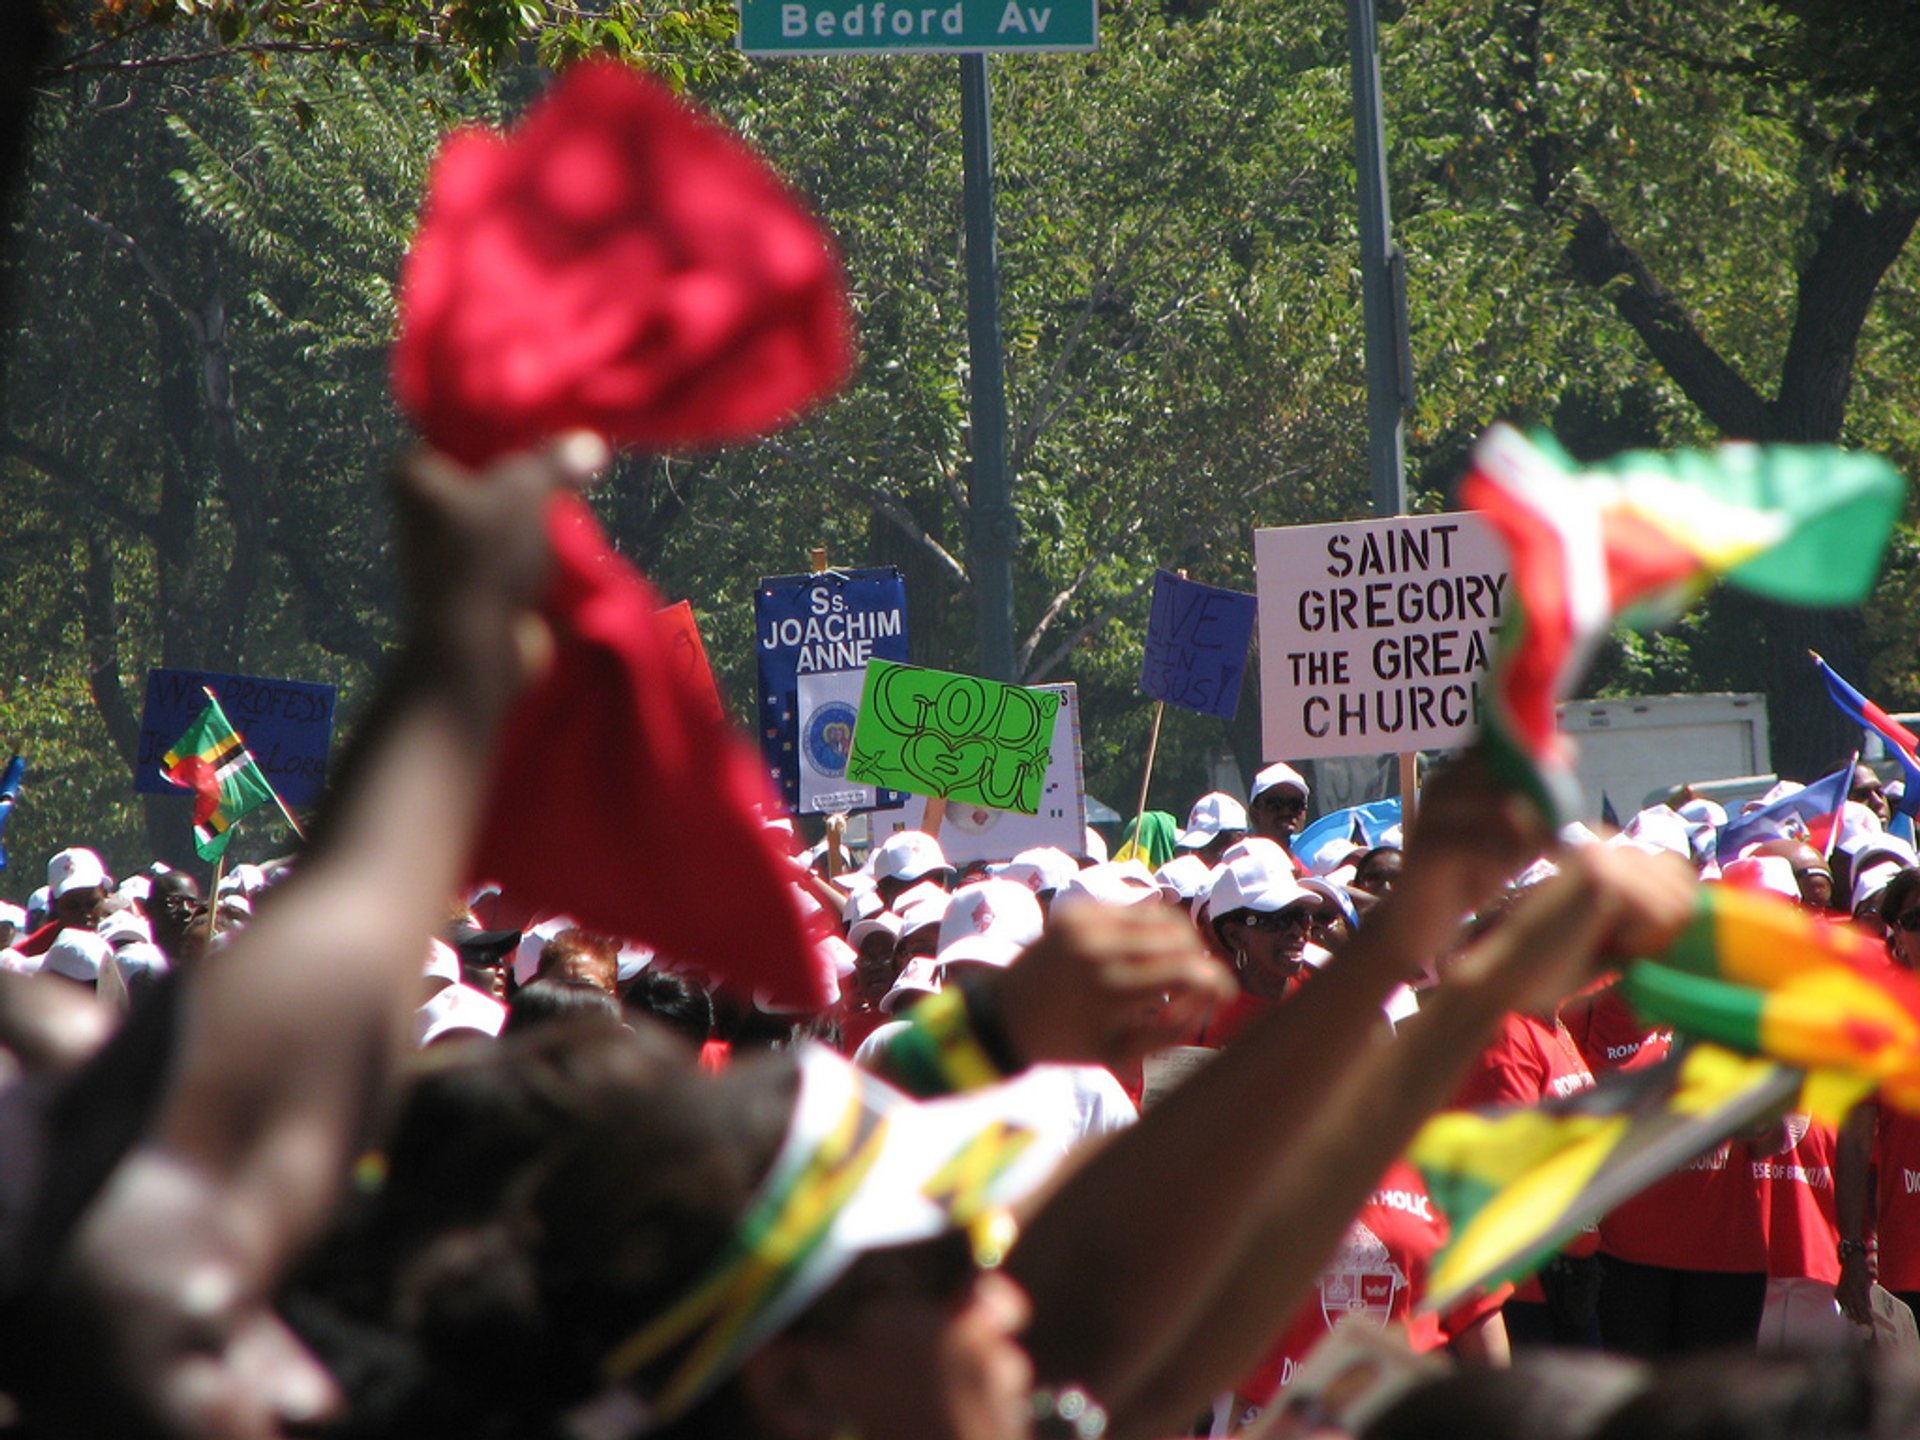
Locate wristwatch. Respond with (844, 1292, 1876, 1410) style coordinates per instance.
(1839, 1237, 1869, 1263)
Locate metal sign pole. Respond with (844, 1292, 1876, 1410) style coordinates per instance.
(959, 52, 1018, 683)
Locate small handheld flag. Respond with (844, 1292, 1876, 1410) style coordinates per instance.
(0, 754, 22, 871)
(1811, 651, 1920, 819)
(161, 694, 276, 862)
(1461, 425, 1904, 824)
(1411, 1042, 1801, 1311)
(1622, 883, 1920, 1112)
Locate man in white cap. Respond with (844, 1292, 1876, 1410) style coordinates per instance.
(868, 829, 954, 907)
(15, 847, 111, 960)
(1247, 762, 1312, 873)
(1175, 792, 1248, 866)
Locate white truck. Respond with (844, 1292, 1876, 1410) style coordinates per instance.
(1556, 692, 1772, 820)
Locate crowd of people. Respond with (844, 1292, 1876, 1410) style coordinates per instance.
(2, 443, 1920, 1440)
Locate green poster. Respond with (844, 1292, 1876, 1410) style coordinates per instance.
(845, 660, 1061, 816)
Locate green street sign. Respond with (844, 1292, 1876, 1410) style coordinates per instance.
(738, 0, 1095, 54)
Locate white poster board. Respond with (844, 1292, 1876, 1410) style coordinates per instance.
(874, 682, 1086, 864)
(1255, 513, 1508, 761)
(795, 668, 877, 813)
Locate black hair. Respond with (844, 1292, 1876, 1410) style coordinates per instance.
(620, 968, 714, 1050)
(1879, 866, 1920, 935)
(504, 979, 623, 1037)
(297, 1027, 795, 1440)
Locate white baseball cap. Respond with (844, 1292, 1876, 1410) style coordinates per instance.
(414, 983, 509, 1047)
(1176, 792, 1250, 850)
(1053, 861, 1161, 915)
(1854, 859, 1905, 914)
(880, 955, 942, 1014)
(1081, 827, 1108, 864)
(46, 847, 109, 900)
(95, 910, 153, 949)
(514, 915, 577, 987)
(1207, 846, 1322, 920)
(893, 882, 951, 938)
(1309, 836, 1368, 876)
(872, 831, 951, 885)
(111, 940, 171, 986)
(424, 938, 463, 990)
(936, 879, 1044, 970)
(1249, 762, 1309, 805)
(1154, 853, 1213, 904)
(1619, 807, 1693, 860)
(44, 928, 111, 983)
(848, 911, 906, 953)
(0, 903, 25, 930)
(994, 846, 1079, 897)
(1718, 854, 1801, 902)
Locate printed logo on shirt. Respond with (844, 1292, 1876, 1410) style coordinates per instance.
(1546, 1072, 1595, 1099)
(1751, 1160, 1832, 1188)
(1685, 1141, 1733, 1172)
(1370, 1188, 1434, 1222)
(1318, 1221, 1405, 1332)
(1905, 1168, 1920, 1195)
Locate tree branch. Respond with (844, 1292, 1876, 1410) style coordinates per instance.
(1771, 192, 1920, 441)
(1505, 0, 1769, 436)
(80, 534, 141, 771)
(1, 430, 159, 540)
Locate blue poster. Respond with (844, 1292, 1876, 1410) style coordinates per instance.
(1140, 569, 1259, 720)
(755, 567, 910, 810)
(136, 668, 338, 808)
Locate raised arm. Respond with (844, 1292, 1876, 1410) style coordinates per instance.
(26, 437, 605, 1439)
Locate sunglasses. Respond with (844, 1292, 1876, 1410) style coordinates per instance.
(1253, 792, 1306, 814)
(1240, 906, 1316, 932)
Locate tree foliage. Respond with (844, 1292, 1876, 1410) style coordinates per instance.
(4, 0, 1918, 892)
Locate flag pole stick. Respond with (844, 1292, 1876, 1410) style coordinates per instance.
(206, 852, 227, 942)
(201, 685, 306, 842)
(1129, 700, 1167, 857)
(1824, 749, 1859, 861)
(922, 795, 948, 838)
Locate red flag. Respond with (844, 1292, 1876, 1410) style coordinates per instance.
(470, 495, 826, 1008)
(395, 61, 856, 1009)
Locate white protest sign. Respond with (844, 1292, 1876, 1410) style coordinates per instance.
(1254, 513, 1508, 761)
(796, 668, 876, 814)
(874, 682, 1086, 864)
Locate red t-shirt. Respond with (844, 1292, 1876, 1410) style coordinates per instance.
(1756, 1115, 1840, 1282)
(1235, 1160, 1505, 1405)
(1453, 1012, 1600, 1290)
(1562, 981, 1672, 1077)
(1874, 1107, 1920, 1292)
(1599, 1137, 1769, 1273)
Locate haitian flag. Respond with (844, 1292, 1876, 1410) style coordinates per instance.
(1714, 765, 1852, 861)
(1460, 425, 1904, 824)
(1812, 650, 1920, 819)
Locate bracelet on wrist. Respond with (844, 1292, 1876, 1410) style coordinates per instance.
(1838, 1237, 1869, 1263)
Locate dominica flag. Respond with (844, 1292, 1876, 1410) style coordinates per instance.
(1411, 1042, 1802, 1311)
(1812, 650, 1920, 820)
(0, 753, 22, 871)
(1460, 425, 1905, 824)
(161, 695, 276, 861)
(1622, 882, 1920, 1112)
